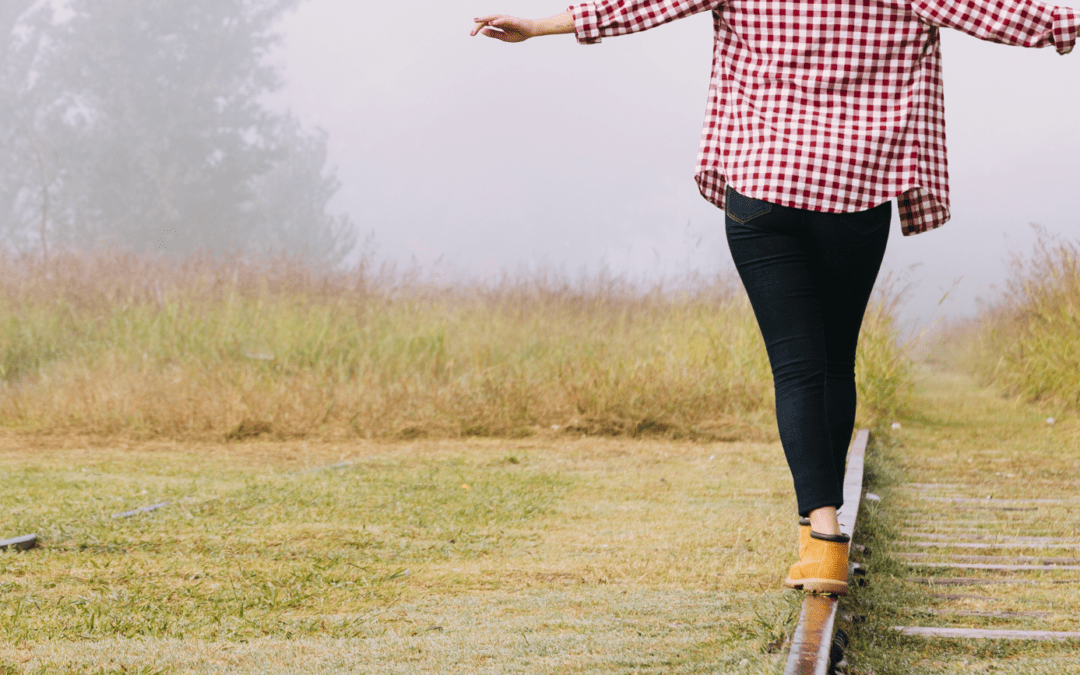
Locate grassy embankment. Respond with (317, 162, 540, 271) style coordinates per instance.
(0, 251, 913, 673)
(839, 233, 1080, 675)
(949, 232, 1080, 409)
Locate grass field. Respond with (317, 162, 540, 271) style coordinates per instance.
(2, 435, 810, 673)
(0, 250, 916, 673)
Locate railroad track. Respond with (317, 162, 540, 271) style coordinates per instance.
(890, 482, 1080, 641)
(783, 429, 869, 675)
(783, 419, 1080, 675)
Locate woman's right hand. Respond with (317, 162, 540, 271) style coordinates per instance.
(471, 15, 538, 43)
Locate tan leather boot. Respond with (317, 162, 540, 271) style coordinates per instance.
(784, 531, 850, 595)
(798, 517, 812, 558)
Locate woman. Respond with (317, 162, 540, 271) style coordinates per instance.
(471, 0, 1077, 595)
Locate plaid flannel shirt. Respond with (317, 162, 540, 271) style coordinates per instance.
(569, 0, 1078, 235)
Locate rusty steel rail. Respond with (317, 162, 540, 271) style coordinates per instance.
(0, 534, 37, 552)
(9, 460, 358, 549)
(783, 429, 870, 675)
(113, 502, 173, 519)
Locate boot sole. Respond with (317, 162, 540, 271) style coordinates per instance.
(783, 577, 849, 596)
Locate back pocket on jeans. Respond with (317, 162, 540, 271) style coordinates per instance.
(725, 186, 773, 224)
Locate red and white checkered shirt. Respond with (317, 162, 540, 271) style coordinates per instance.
(568, 0, 1078, 235)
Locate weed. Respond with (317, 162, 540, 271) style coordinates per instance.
(0, 250, 909, 442)
(955, 229, 1080, 411)
(751, 592, 802, 654)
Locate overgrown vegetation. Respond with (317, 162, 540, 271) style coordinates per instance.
(855, 273, 915, 423)
(958, 231, 1080, 410)
(0, 245, 916, 671)
(0, 250, 911, 442)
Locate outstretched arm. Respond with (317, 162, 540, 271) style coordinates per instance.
(472, 1, 724, 45)
(912, 0, 1079, 54)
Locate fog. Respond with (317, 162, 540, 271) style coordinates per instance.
(277, 0, 1080, 326)
(3, 1, 1078, 328)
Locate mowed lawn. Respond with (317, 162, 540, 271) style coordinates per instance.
(0, 435, 806, 674)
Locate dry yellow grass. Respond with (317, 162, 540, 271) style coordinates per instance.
(952, 231, 1080, 410)
(0, 250, 911, 442)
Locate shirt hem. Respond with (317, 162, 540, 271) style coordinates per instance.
(694, 169, 951, 236)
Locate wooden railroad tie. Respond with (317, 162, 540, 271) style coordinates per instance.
(893, 627, 1080, 641)
(900, 541, 1080, 551)
(911, 577, 1080, 585)
(908, 562, 1080, 572)
(924, 609, 1052, 618)
(900, 552, 1080, 565)
(902, 532, 1080, 544)
(919, 497, 1080, 506)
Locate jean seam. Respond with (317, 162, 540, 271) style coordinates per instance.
(725, 186, 774, 224)
(841, 218, 888, 236)
(727, 205, 772, 224)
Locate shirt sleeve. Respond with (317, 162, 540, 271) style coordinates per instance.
(912, 0, 1078, 54)
(567, 0, 725, 45)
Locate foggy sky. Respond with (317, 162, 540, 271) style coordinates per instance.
(274, 1, 1080, 327)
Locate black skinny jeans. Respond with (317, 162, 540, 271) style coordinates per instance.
(725, 186, 890, 517)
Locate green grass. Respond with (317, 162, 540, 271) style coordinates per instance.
(1, 441, 570, 642)
(1, 436, 813, 673)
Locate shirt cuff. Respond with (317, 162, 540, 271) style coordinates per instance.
(568, 3, 602, 44)
(1052, 6, 1078, 54)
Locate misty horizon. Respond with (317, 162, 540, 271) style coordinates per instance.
(3, 0, 1078, 330)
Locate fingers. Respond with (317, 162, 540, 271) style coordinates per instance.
(471, 14, 502, 37)
(472, 25, 516, 42)
(471, 15, 530, 42)
(472, 23, 506, 40)
(480, 27, 514, 42)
